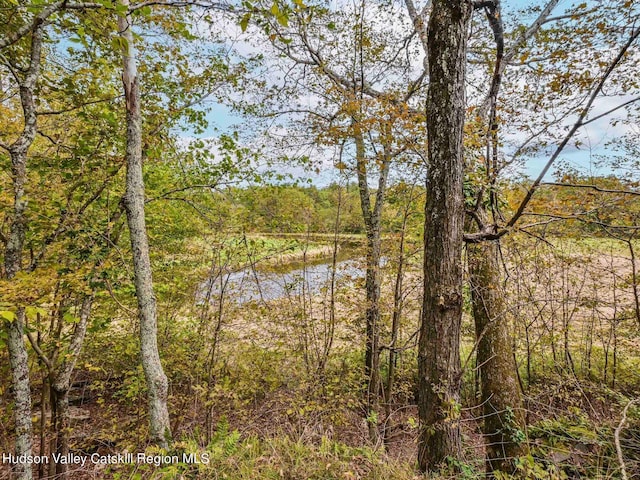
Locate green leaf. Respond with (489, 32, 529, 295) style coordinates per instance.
(63, 312, 80, 324)
(115, 2, 128, 14)
(25, 306, 47, 319)
(276, 12, 288, 27)
(111, 36, 128, 52)
(240, 13, 251, 32)
(0, 311, 16, 322)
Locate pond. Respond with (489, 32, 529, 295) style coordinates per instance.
(199, 250, 365, 305)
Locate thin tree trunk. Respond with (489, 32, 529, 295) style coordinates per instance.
(25, 295, 94, 480)
(467, 226, 528, 474)
(50, 387, 70, 478)
(384, 197, 409, 446)
(613, 320, 618, 389)
(38, 375, 48, 480)
(610, 253, 619, 387)
(418, 0, 471, 471)
(354, 126, 383, 444)
(318, 181, 343, 376)
(6, 310, 33, 480)
(626, 237, 640, 328)
(118, 4, 172, 447)
(586, 285, 596, 378)
(2, 20, 46, 480)
(51, 296, 93, 478)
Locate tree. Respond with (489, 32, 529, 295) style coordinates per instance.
(118, 0, 172, 447)
(462, 0, 640, 474)
(460, 1, 559, 472)
(417, 0, 471, 471)
(248, 0, 428, 443)
(0, 15, 46, 480)
(467, 223, 528, 473)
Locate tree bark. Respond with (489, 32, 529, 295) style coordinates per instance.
(2, 20, 46, 480)
(467, 220, 528, 474)
(51, 295, 93, 478)
(6, 310, 33, 480)
(50, 386, 70, 478)
(384, 200, 409, 446)
(353, 123, 391, 445)
(118, 5, 172, 448)
(418, 0, 471, 471)
(353, 126, 383, 444)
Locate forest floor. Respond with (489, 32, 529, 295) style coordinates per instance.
(1, 236, 640, 479)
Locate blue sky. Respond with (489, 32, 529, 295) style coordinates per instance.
(192, 0, 632, 185)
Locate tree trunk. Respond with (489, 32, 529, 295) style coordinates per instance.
(353, 124, 390, 445)
(51, 295, 93, 478)
(354, 127, 382, 444)
(5, 153, 33, 480)
(50, 385, 70, 478)
(418, 0, 471, 471)
(118, 5, 172, 448)
(6, 310, 33, 480)
(467, 227, 528, 474)
(384, 197, 409, 446)
(363, 224, 382, 444)
(2, 21, 46, 480)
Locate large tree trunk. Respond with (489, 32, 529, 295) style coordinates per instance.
(5, 159, 32, 479)
(5, 138, 33, 480)
(118, 5, 172, 448)
(467, 220, 528, 474)
(418, 0, 471, 471)
(354, 128, 382, 444)
(363, 224, 382, 444)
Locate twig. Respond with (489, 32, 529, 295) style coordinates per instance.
(464, 24, 640, 243)
(542, 182, 640, 196)
(615, 399, 637, 480)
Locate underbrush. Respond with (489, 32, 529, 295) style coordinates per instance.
(522, 374, 640, 479)
(109, 421, 418, 480)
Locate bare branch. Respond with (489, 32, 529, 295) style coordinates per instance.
(37, 95, 123, 116)
(477, 0, 561, 118)
(581, 96, 640, 126)
(465, 25, 640, 243)
(540, 7, 600, 26)
(145, 184, 221, 203)
(505, 26, 640, 229)
(542, 182, 640, 196)
(615, 399, 637, 480)
(502, 0, 562, 65)
(404, 0, 430, 59)
(25, 329, 52, 371)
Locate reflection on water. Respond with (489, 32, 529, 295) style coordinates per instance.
(200, 256, 365, 305)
